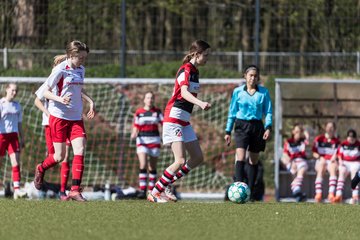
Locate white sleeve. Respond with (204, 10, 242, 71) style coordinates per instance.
(46, 68, 63, 89)
(35, 82, 49, 100)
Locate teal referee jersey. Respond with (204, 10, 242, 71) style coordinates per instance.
(225, 84, 272, 134)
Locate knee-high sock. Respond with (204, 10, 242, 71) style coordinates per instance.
(139, 168, 148, 191)
(328, 176, 337, 194)
(152, 169, 174, 194)
(315, 177, 323, 195)
(148, 170, 157, 191)
(41, 154, 57, 171)
(291, 176, 303, 194)
(248, 163, 259, 195)
(336, 176, 345, 197)
(60, 161, 70, 193)
(71, 155, 84, 191)
(171, 164, 191, 183)
(234, 161, 245, 182)
(12, 166, 21, 190)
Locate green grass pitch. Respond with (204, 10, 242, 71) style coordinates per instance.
(0, 199, 359, 240)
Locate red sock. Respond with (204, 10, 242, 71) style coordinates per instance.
(12, 166, 21, 190)
(71, 155, 84, 191)
(41, 154, 57, 171)
(60, 161, 70, 193)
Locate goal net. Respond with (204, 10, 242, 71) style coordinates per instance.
(0, 77, 241, 195)
(274, 78, 360, 201)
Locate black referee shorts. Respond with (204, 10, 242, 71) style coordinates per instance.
(234, 119, 266, 153)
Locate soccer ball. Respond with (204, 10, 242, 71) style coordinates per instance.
(227, 182, 250, 204)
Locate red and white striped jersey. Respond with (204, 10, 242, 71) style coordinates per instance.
(35, 82, 50, 126)
(0, 98, 22, 134)
(283, 137, 307, 160)
(312, 134, 340, 160)
(338, 140, 360, 162)
(133, 107, 163, 148)
(163, 62, 199, 126)
(46, 60, 85, 121)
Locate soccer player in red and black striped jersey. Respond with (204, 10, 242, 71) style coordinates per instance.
(335, 129, 360, 204)
(312, 121, 340, 203)
(131, 92, 163, 199)
(147, 40, 211, 203)
(281, 123, 309, 202)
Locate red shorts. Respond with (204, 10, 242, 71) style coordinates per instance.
(0, 132, 20, 157)
(45, 126, 72, 154)
(49, 115, 86, 143)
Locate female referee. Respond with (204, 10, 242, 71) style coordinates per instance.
(224, 65, 272, 201)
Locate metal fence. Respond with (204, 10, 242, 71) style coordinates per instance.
(1, 48, 359, 76)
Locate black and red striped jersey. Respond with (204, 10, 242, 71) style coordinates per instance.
(133, 107, 163, 137)
(312, 134, 340, 160)
(338, 140, 360, 162)
(283, 137, 307, 160)
(163, 62, 199, 126)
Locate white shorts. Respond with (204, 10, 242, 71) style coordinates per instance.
(340, 161, 360, 174)
(162, 122, 197, 145)
(315, 159, 333, 173)
(136, 145, 160, 157)
(290, 158, 308, 175)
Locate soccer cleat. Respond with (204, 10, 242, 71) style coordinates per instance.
(351, 173, 360, 189)
(334, 195, 342, 203)
(68, 189, 87, 202)
(34, 164, 45, 190)
(163, 186, 177, 202)
(314, 193, 322, 203)
(136, 190, 147, 199)
(293, 191, 307, 202)
(147, 192, 168, 203)
(328, 193, 336, 203)
(60, 192, 70, 201)
(13, 189, 27, 200)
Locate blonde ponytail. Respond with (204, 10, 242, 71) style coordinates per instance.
(53, 54, 67, 67)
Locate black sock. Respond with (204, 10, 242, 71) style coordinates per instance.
(248, 163, 259, 196)
(234, 161, 245, 182)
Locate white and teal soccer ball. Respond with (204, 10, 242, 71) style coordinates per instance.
(227, 182, 250, 204)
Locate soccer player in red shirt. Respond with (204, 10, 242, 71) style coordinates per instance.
(335, 129, 360, 204)
(312, 121, 340, 203)
(0, 83, 27, 199)
(131, 91, 163, 199)
(281, 123, 309, 202)
(34, 40, 95, 201)
(147, 40, 211, 203)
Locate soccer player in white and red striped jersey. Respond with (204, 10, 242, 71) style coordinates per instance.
(312, 121, 340, 203)
(131, 91, 163, 199)
(147, 40, 211, 203)
(335, 129, 360, 204)
(281, 123, 308, 202)
(34, 40, 95, 202)
(0, 83, 27, 199)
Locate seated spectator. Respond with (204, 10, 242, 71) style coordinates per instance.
(281, 123, 308, 202)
